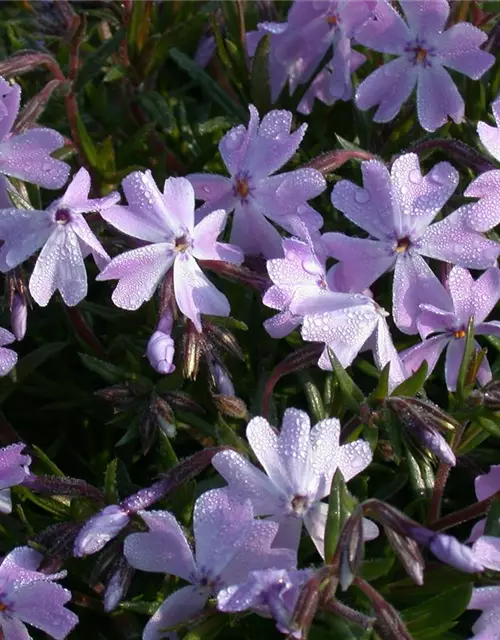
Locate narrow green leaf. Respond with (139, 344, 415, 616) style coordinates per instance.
(403, 583, 472, 633)
(31, 444, 65, 477)
(250, 34, 271, 112)
(392, 361, 428, 397)
(76, 28, 126, 90)
(137, 91, 174, 133)
(485, 496, 500, 537)
(360, 556, 395, 581)
(300, 373, 326, 421)
(104, 458, 119, 504)
(456, 316, 475, 401)
(368, 362, 391, 403)
(327, 348, 364, 413)
(475, 415, 500, 438)
(79, 353, 151, 387)
(324, 469, 348, 562)
(75, 112, 99, 167)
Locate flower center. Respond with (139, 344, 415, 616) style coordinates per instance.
(396, 237, 411, 253)
(291, 494, 309, 517)
(453, 329, 466, 339)
(327, 14, 339, 26)
(405, 39, 435, 67)
(234, 176, 250, 201)
(55, 208, 71, 225)
(175, 234, 191, 253)
(0, 602, 7, 612)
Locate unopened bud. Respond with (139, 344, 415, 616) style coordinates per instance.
(94, 384, 132, 405)
(182, 322, 203, 380)
(151, 395, 175, 438)
(409, 527, 484, 574)
(204, 322, 244, 361)
(104, 554, 134, 612)
(73, 505, 130, 558)
(10, 294, 27, 341)
(212, 394, 249, 420)
(147, 331, 175, 374)
(472, 381, 500, 410)
(212, 362, 235, 396)
(416, 426, 456, 466)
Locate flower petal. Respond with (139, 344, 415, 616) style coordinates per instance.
(277, 408, 313, 496)
(0, 129, 69, 189)
(400, 334, 449, 378)
(100, 204, 167, 243)
(304, 501, 328, 558)
(0, 80, 20, 142)
(163, 177, 195, 234)
(309, 417, 340, 498)
(0, 617, 31, 640)
(355, 0, 411, 54)
(468, 586, 500, 611)
(263, 309, 301, 339)
(71, 214, 110, 267)
(246, 416, 287, 492)
(435, 22, 494, 79)
(220, 105, 259, 176)
(417, 64, 464, 133)
(29, 226, 87, 307)
(373, 316, 408, 390)
(120, 170, 173, 235)
(444, 337, 465, 392)
(447, 265, 475, 326)
(0, 209, 53, 271)
(464, 171, 500, 232)
(0, 443, 30, 490)
(0, 347, 17, 377)
(473, 536, 500, 572)
(356, 57, 417, 124)
(173, 253, 230, 330)
(60, 167, 90, 205)
(400, 0, 449, 36)
(143, 586, 209, 640)
(97, 243, 173, 311)
(124, 510, 196, 581)
(476, 466, 500, 502)
(338, 440, 373, 482)
(472, 267, 500, 324)
(191, 209, 243, 264)
(230, 202, 284, 258)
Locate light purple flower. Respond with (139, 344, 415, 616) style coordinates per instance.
(247, 1, 375, 114)
(10, 294, 27, 341)
(0, 328, 18, 379)
(472, 535, 500, 572)
(355, 0, 495, 131)
(0, 75, 69, 189)
(188, 105, 326, 258)
(212, 408, 377, 558)
(409, 527, 484, 574)
(146, 309, 175, 374)
(468, 465, 500, 543)
(0, 443, 31, 514)
(465, 96, 500, 232)
(468, 586, 500, 640)
(300, 293, 407, 391)
(218, 568, 312, 639)
(73, 505, 130, 558)
(0, 168, 118, 307)
(401, 266, 500, 391)
(327, 153, 500, 333)
(97, 173, 243, 331)
(124, 489, 295, 640)
(0, 546, 78, 639)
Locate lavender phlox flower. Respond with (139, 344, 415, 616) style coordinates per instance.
(409, 527, 484, 574)
(464, 96, 500, 232)
(217, 568, 313, 639)
(188, 105, 326, 258)
(0, 168, 119, 307)
(401, 266, 500, 391)
(472, 535, 500, 572)
(73, 505, 130, 558)
(0, 328, 18, 378)
(0, 545, 78, 639)
(0, 442, 30, 514)
(468, 586, 500, 640)
(0, 75, 69, 189)
(10, 293, 27, 340)
(300, 292, 407, 391)
(467, 465, 500, 543)
(327, 153, 500, 334)
(123, 489, 296, 640)
(246, 1, 375, 114)
(147, 309, 176, 375)
(97, 173, 243, 331)
(212, 408, 377, 558)
(355, 0, 495, 131)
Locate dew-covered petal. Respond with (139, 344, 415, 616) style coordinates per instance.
(476, 466, 500, 502)
(29, 226, 87, 307)
(143, 586, 210, 640)
(392, 252, 449, 335)
(418, 206, 500, 269)
(230, 202, 284, 258)
(355, 0, 411, 54)
(477, 113, 500, 161)
(356, 58, 417, 124)
(435, 22, 494, 79)
(124, 510, 196, 581)
(9, 581, 78, 640)
(390, 154, 458, 236)
(309, 418, 340, 498)
(473, 536, 500, 572)
(476, 346, 492, 387)
(338, 439, 373, 482)
(270, 517, 303, 553)
(191, 209, 243, 264)
(173, 253, 230, 330)
(322, 233, 395, 293)
(263, 309, 301, 339)
(476, 320, 500, 338)
(60, 167, 90, 205)
(444, 337, 465, 392)
(468, 586, 500, 611)
(277, 408, 313, 496)
(373, 316, 408, 390)
(0, 129, 69, 189)
(212, 450, 283, 516)
(417, 303, 456, 340)
(0, 443, 30, 490)
(120, 170, 174, 235)
(96, 243, 173, 311)
(471, 267, 500, 324)
(400, 334, 450, 378)
(73, 505, 129, 557)
(0, 80, 20, 142)
(400, 0, 449, 36)
(71, 214, 110, 266)
(0, 487, 12, 514)
(0, 616, 31, 640)
(188, 173, 234, 209)
(417, 64, 464, 133)
(220, 105, 259, 177)
(467, 519, 486, 544)
(100, 205, 168, 243)
(0, 346, 17, 377)
(464, 172, 500, 232)
(447, 266, 475, 326)
(331, 159, 400, 240)
(304, 501, 328, 558)
(246, 416, 287, 492)
(0, 209, 53, 271)
(163, 177, 195, 234)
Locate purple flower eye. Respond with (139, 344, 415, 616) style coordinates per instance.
(54, 208, 71, 225)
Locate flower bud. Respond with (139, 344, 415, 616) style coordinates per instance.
(10, 294, 27, 341)
(212, 362, 235, 396)
(408, 528, 484, 574)
(151, 395, 176, 438)
(146, 331, 175, 375)
(212, 394, 249, 420)
(104, 555, 134, 612)
(73, 505, 130, 558)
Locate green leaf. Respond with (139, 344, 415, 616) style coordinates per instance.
(335, 134, 369, 154)
(76, 28, 126, 90)
(392, 361, 428, 397)
(31, 445, 64, 477)
(327, 348, 364, 413)
(485, 496, 500, 537)
(104, 458, 119, 504)
(137, 91, 174, 133)
(368, 362, 390, 403)
(456, 316, 475, 401)
(300, 373, 326, 422)
(324, 469, 347, 562)
(75, 111, 99, 167)
(403, 583, 472, 636)
(475, 415, 500, 439)
(360, 556, 395, 581)
(250, 34, 271, 112)
(79, 354, 151, 387)
(169, 48, 247, 119)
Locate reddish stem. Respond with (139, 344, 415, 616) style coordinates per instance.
(66, 307, 107, 359)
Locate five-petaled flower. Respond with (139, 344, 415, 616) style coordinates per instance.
(213, 408, 378, 557)
(124, 489, 295, 640)
(401, 266, 500, 391)
(326, 153, 500, 334)
(355, 0, 495, 131)
(98, 172, 243, 331)
(188, 105, 326, 258)
(0, 442, 30, 514)
(0, 168, 119, 307)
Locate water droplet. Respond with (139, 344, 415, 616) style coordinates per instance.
(354, 190, 370, 204)
(409, 169, 422, 184)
